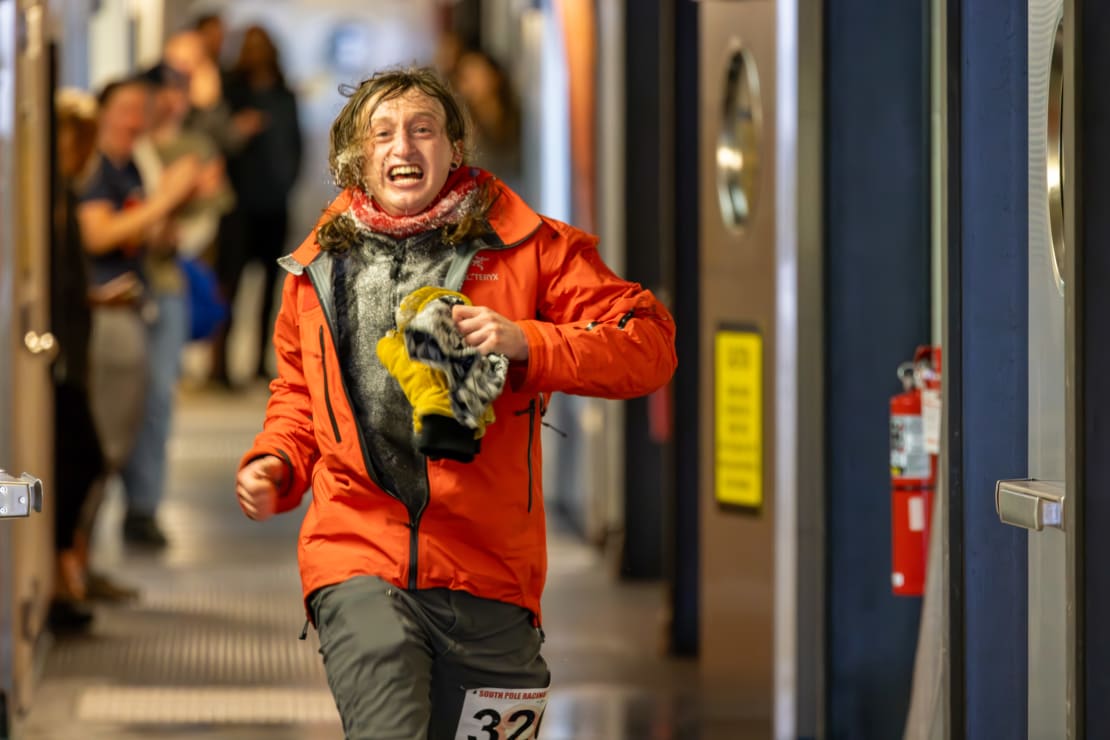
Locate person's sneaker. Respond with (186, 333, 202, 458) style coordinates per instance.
(85, 571, 140, 602)
(123, 513, 169, 548)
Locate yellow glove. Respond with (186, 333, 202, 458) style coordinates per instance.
(376, 329, 491, 462)
(376, 331, 454, 433)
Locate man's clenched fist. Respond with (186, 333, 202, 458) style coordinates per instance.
(236, 455, 285, 521)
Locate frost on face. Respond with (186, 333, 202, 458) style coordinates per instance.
(332, 146, 365, 189)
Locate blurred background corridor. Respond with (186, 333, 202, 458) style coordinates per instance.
(5, 0, 1110, 738)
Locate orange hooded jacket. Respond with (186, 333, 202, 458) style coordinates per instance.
(240, 170, 676, 623)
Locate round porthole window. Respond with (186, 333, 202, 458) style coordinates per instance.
(1047, 16, 1065, 294)
(717, 46, 762, 232)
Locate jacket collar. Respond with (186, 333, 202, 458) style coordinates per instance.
(285, 168, 542, 272)
(479, 170, 544, 248)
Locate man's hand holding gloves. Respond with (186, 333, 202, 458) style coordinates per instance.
(377, 287, 509, 463)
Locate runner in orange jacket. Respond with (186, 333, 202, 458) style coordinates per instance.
(235, 66, 676, 740)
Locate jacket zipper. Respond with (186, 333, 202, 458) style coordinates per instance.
(409, 464, 431, 590)
(586, 309, 638, 332)
(318, 327, 342, 443)
(515, 399, 537, 512)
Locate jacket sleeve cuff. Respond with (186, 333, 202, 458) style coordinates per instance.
(513, 320, 550, 393)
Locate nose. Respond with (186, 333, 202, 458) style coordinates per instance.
(392, 129, 416, 157)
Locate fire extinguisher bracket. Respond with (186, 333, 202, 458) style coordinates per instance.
(995, 478, 1066, 531)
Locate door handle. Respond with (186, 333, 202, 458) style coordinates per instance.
(995, 479, 1065, 531)
(23, 329, 56, 357)
(0, 470, 43, 518)
(20, 303, 58, 359)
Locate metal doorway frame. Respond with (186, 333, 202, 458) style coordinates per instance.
(0, 0, 16, 733)
(941, 0, 965, 734)
(1074, 0, 1110, 734)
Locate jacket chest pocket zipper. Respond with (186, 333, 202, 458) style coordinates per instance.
(515, 400, 537, 512)
(319, 327, 343, 443)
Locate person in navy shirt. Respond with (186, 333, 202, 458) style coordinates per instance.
(77, 76, 200, 546)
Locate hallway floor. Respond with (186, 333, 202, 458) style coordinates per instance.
(20, 382, 766, 739)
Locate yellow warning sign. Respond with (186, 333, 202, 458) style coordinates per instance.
(715, 329, 763, 509)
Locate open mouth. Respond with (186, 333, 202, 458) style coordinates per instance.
(388, 165, 424, 182)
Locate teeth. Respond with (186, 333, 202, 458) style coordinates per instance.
(389, 165, 423, 180)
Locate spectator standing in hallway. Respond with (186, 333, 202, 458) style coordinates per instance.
(452, 49, 523, 192)
(433, 30, 466, 83)
(137, 53, 235, 262)
(234, 67, 675, 738)
(48, 90, 105, 631)
(111, 56, 234, 550)
(164, 26, 264, 386)
(77, 76, 202, 548)
(194, 13, 226, 67)
(184, 12, 268, 163)
(169, 19, 264, 163)
(210, 24, 302, 385)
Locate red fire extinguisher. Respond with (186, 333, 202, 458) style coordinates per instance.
(889, 346, 941, 596)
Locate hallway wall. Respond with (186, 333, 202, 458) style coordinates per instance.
(824, 1, 930, 736)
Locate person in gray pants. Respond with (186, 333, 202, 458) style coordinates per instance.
(235, 66, 677, 739)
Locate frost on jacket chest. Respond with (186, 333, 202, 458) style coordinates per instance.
(332, 231, 454, 512)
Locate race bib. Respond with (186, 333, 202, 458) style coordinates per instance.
(455, 685, 549, 740)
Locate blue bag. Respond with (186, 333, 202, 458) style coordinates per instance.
(179, 257, 228, 341)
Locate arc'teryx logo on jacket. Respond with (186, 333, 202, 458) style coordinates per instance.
(466, 252, 500, 281)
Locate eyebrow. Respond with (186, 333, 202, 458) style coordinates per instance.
(370, 109, 443, 126)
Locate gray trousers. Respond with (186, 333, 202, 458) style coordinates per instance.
(87, 306, 148, 471)
(310, 575, 550, 740)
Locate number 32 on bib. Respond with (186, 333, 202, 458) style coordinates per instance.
(455, 686, 549, 740)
